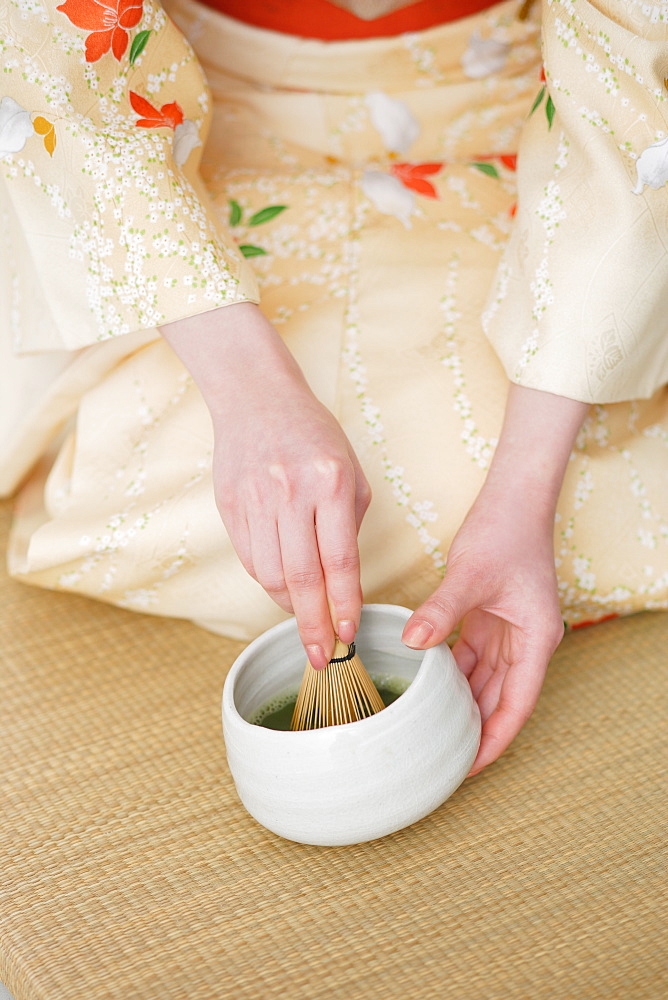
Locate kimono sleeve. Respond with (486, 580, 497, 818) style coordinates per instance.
(484, 0, 668, 404)
(0, 0, 259, 354)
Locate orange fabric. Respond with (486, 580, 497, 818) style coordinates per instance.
(205, 0, 498, 39)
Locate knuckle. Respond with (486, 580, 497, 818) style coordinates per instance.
(275, 595, 295, 613)
(215, 488, 237, 516)
(284, 567, 322, 592)
(552, 615, 566, 643)
(535, 609, 565, 650)
(267, 463, 294, 502)
(298, 620, 324, 639)
(358, 479, 373, 508)
(297, 619, 331, 648)
(323, 551, 360, 577)
(313, 456, 351, 496)
(549, 623, 565, 650)
(423, 592, 459, 624)
(256, 573, 288, 597)
(502, 698, 534, 727)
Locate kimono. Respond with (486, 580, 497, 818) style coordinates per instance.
(1, 0, 667, 640)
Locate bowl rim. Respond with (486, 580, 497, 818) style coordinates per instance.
(221, 603, 450, 740)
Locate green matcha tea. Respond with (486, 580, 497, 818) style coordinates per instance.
(251, 676, 410, 731)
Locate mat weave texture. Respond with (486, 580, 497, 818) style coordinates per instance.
(1, 499, 666, 1000)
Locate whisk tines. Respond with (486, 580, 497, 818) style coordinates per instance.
(290, 638, 385, 731)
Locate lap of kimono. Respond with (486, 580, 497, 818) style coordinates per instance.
(1, 0, 667, 642)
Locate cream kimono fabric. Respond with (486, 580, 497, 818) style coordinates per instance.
(0, 0, 667, 641)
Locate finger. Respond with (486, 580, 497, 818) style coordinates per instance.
(474, 667, 505, 723)
(402, 567, 484, 650)
(468, 718, 513, 777)
(467, 659, 497, 702)
(450, 635, 478, 677)
(278, 507, 335, 669)
(469, 696, 534, 776)
(463, 620, 504, 699)
(315, 502, 363, 646)
(218, 508, 259, 586)
(247, 516, 294, 615)
(468, 648, 548, 775)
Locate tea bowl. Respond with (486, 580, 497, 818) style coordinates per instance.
(222, 604, 481, 846)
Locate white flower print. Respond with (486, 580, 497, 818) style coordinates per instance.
(461, 32, 509, 79)
(632, 135, 668, 194)
(364, 91, 420, 154)
(173, 119, 201, 167)
(0, 96, 34, 160)
(361, 169, 415, 227)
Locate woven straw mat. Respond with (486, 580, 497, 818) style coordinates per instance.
(0, 498, 666, 1000)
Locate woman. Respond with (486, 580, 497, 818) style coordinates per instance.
(1, 0, 666, 773)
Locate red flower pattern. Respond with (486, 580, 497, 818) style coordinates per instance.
(56, 0, 144, 62)
(498, 154, 517, 171)
(129, 91, 184, 129)
(390, 161, 443, 199)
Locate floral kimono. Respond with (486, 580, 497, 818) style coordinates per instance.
(1, 0, 667, 640)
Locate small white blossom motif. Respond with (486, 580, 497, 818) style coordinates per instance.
(0, 96, 34, 160)
(461, 32, 509, 79)
(364, 91, 420, 154)
(361, 169, 415, 227)
(632, 136, 668, 194)
(173, 119, 201, 167)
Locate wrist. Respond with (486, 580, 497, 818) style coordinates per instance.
(482, 383, 588, 526)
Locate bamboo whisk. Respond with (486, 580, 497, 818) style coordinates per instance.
(290, 638, 386, 731)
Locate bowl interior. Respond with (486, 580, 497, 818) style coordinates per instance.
(232, 606, 424, 723)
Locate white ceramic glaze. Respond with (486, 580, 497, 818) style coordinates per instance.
(222, 604, 481, 846)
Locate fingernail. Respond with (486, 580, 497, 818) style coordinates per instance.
(402, 619, 434, 649)
(306, 644, 328, 670)
(337, 620, 356, 644)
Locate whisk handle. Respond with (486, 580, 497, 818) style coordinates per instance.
(329, 641, 356, 664)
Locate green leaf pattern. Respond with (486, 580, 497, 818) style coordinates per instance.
(545, 95, 555, 129)
(471, 162, 500, 179)
(529, 85, 546, 117)
(249, 205, 287, 226)
(528, 78, 555, 130)
(228, 199, 242, 227)
(228, 201, 288, 258)
(129, 30, 152, 66)
(239, 245, 268, 258)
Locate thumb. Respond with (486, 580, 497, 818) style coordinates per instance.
(402, 566, 482, 650)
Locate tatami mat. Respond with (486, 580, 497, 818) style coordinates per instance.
(1, 498, 665, 1000)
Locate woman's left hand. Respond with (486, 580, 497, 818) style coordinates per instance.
(402, 484, 564, 775)
(402, 383, 589, 775)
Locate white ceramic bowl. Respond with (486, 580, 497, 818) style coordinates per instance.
(222, 604, 481, 846)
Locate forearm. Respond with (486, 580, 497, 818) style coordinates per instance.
(403, 382, 587, 769)
(481, 383, 589, 528)
(159, 302, 305, 419)
(159, 301, 370, 662)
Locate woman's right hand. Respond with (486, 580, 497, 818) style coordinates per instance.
(161, 302, 371, 667)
